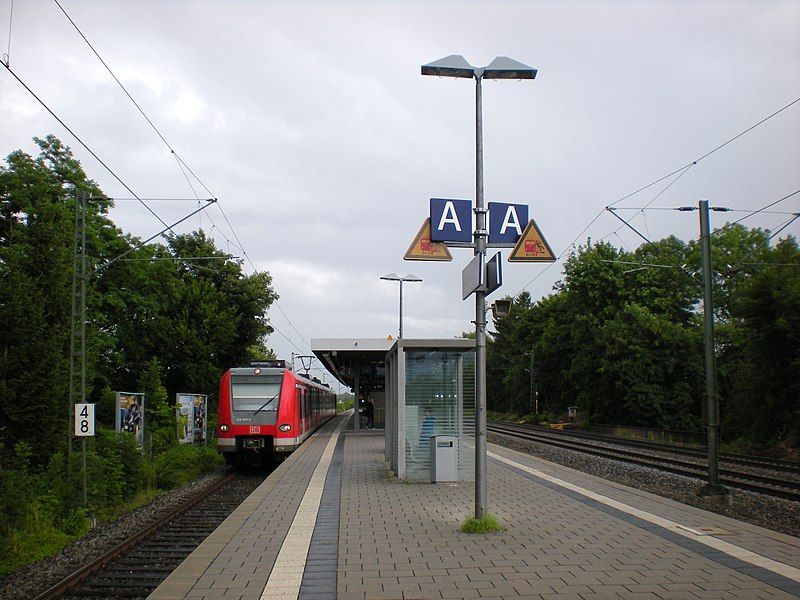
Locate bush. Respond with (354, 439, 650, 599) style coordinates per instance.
(0, 432, 221, 577)
(537, 411, 560, 425)
(0, 444, 89, 577)
(39, 428, 144, 520)
(148, 425, 179, 457)
(0, 443, 37, 535)
(152, 444, 221, 489)
(0, 444, 38, 567)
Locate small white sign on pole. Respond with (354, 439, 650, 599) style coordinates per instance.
(75, 403, 95, 437)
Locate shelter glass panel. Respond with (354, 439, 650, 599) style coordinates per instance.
(403, 350, 475, 481)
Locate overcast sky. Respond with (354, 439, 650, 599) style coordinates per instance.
(2, 0, 799, 389)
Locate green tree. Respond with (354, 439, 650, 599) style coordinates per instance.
(0, 137, 112, 464)
(720, 236, 800, 445)
(1, 135, 279, 461)
(592, 303, 701, 428)
(138, 358, 175, 455)
(488, 240, 704, 428)
(97, 230, 277, 404)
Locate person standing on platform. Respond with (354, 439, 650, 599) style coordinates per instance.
(419, 406, 435, 449)
(364, 397, 375, 429)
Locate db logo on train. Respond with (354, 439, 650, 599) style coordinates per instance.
(249, 426, 261, 434)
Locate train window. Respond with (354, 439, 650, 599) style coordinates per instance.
(231, 377, 282, 412)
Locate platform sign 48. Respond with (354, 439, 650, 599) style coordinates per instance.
(74, 403, 95, 437)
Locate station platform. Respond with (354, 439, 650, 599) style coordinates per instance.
(149, 412, 800, 600)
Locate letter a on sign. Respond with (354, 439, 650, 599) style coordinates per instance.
(488, 202, 528, 245)
(429, 198, 472, 243)
(438, 202, 461, 232)
(404, 218, 453, 261)
(508, 219, 556, 262)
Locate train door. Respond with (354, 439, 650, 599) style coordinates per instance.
(298, 387, 305, 432)
(303, 388, 314, 431)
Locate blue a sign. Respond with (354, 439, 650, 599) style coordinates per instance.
(488, 202, 528, 244)
(430, 198, 472, 243)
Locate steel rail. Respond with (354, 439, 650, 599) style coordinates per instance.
(489, 422, 800, 502)
(33, 472, 238, 600)
(492, 421, 800, 473)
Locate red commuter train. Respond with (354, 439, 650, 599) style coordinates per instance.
(216, 361, 336, 466)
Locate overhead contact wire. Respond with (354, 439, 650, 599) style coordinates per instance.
(53, 0, 174, 152)
(608, 96, 800, 209)
(2, 62, 173, 232)
(767, 214, 800, 240)
(518, 209, 605, 293)
(724, 188, 800, 229)
(518, 165, 689, 293)
(605, 208, 700, 284)
(520, 98, 800, 295)
(54, 0, 315, 356)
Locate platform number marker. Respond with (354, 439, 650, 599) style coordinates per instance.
(75, 403, 95, 437)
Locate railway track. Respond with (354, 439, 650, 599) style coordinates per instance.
(488, 421, 800, 502)
(34, 471, 266, 600)
(544, 425, 800, 473)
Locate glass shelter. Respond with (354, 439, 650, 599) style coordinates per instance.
(385, 339, 476, 482)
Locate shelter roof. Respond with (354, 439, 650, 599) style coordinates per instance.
(311, 338, 394, 390)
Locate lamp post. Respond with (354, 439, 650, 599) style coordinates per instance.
(380, 273, 422, 339)
(422, 55, 536, 518)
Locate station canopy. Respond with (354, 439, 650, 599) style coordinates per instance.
(311, 338, 394, 392)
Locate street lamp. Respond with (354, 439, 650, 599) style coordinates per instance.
(422, 55, 536, 519)
(380, 273, 422, 339)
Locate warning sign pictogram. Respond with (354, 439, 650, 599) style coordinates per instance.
(508, 219, 555, 262)
(404, 218, 453, 261)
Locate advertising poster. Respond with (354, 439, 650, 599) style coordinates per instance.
(176, 394, 193, 444)
(115, 392, 145, 446)
(176, 393, 208, 445)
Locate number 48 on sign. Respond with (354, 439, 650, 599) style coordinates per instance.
(75, 403, 95, 437)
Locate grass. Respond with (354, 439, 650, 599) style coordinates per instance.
(0, 516, 77, 577)
(460, 512, 505, 534)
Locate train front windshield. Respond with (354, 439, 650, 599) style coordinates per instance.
(231, 375, 282, 412)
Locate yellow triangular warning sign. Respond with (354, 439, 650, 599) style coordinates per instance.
(508, 219, 555, 262)
(404, 218, 453, 261)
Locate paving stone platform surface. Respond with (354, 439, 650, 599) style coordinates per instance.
(149, 413, 800, 600)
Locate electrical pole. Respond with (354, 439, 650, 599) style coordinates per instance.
(68, 196, 80, 458)
(699, 199, 724, 496)
(81, 191, 87, 507)
(529, 350, 534, 414)
(69, 191, 88, 503)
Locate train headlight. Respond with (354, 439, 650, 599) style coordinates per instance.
(220, 424, 230, 432)
(279, 424, 292, 432)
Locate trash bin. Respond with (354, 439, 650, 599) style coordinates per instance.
(429, 435, 458, 483)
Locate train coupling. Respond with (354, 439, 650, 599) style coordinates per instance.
(242, 438, 266, 449)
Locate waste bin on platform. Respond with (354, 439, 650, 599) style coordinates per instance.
(430, 435, 458, 483)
